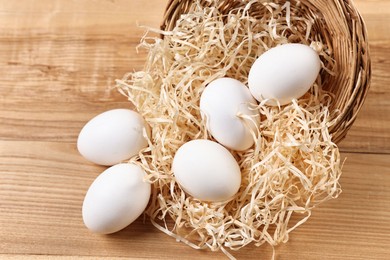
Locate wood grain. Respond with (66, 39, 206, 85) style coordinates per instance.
(0, 0, 389, 259)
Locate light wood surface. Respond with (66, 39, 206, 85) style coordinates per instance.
(0, 0, 389, 259)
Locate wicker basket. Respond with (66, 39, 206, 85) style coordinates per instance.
(160, 0, 371, 144)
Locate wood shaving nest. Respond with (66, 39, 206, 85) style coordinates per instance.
(115, 0, 342, 256)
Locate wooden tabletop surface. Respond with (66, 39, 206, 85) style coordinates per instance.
(0, 0, 389, 259)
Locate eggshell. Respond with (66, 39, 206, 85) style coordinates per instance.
(82, 163, 151, 234)
(200, 77, 259, 151)
(248, 43, 321, 106)
(77, 109, 150, 166)
(172, 139, 241, 202)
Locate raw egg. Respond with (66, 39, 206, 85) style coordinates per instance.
(172, 139, 241, 202)
(248, 43, 321, 106)
(82, 163, 151, 234)
(77, 109, 150, 166)
(200, 77, 259, 151)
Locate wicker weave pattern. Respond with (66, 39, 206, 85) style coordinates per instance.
(160, 0, 371, 144)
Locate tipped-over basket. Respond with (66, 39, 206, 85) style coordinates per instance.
(160, 0, 371, 144)
(115, 0, 373, 255)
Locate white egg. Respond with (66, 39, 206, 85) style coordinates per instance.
(172, 139, 241, 202)
(82, 163, 151, 234)
(200, 77, 259, 151)
(248, 43, 321, 106)
(77, 109, 150, 166)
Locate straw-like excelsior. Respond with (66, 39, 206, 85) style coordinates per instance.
(115, 0, 370, 258)
(161, 0, 371, 144)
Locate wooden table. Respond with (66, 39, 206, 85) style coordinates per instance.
(1, 1, 389, 259)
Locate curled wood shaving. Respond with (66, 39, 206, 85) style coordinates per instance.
(116, 0, 342, 256)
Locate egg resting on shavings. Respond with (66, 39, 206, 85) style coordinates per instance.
(115, 0, 342, 257)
